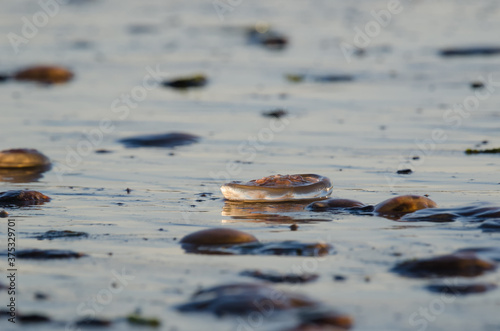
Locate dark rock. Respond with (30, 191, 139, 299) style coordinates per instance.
(162, 74, 207, 89)
(313, 75, 354, 83)
(16, 249, 86, 259)
(307, 198, 366, 212)
(19, 313, 51, 323)
(262, 109, 288, 118)
(240, 270, 318, 283)
(455, 247, 500, 262)
(75, 318, 112, 327)
(426, 283, 497, 295)
(392, 253, 496, 278)
(333, 275, 346, 282)
(0, 190, 50, 206)
(480, 219, 500, 232)
(177, 283, 317, 317)
(296, 308, 354, 330)
(182, 239, 332, 257)
(34, 292, 49, 300)
(440, 47, 500, 57)
(247, 26, 288, 50)
(470, 81, 485, 89)
(396, 169, 412, 174)
(402, 203, 500, 223)
(118, 132, 200, 148)
(34, 230, 89, 240)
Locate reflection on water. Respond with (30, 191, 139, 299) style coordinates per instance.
(221, 200, 332, 223)
(0, 165, 51, 183)
(182, 240, 333, 256)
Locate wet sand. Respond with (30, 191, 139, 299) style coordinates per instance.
(1, 0, 500, 330)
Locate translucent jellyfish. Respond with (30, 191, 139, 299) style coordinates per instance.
(220, 174, 332, 202)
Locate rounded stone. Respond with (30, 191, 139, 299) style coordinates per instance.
(180, 228, 258, 245)
(14, 66, 74, 84)
(307, 198, 365, 211)
(392, 253, 496, 278)
(375, 195, 437, 215)
(0, 149, 51, 168)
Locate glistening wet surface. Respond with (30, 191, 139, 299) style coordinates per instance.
(1, 0, 500, 330)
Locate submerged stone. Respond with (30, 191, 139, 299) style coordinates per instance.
(401, 203, 500, 223)
(13, 65, 74, 84)
(426, 283, 497, 295)
(0, 190, 50, 206)
(177, 283, 317, 317)
(118, 132, 200, 148)
(221, 174, 332, 202)
(374, 195, 437, 216)
(180, 228, 258, 246)
(307, 198, 366, 212)
(295, 308, 354, 330)
(180, 229, 331, 256)
(312, 75, 354, 83)
(240, 270, 318, 284)
(18, 313, 51, 324)
(0, 148, 50, 168)
(392, 253, 496, 278)
(75, 318, 112, 327)
(285, 73, 353, 84)
(262, 109, 288, 118)
(16, 249, 86, 259)
(455, 247, 500, 262)
(162, 74, 207, 89)
(247, 24, 288, 50)
(126, 314, 161, 327)
(440, 46, 500, 57)
(480, 219, 500, 232)
(35, 230, 89, 240)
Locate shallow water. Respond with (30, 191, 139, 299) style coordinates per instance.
(1, 0, 500, 330)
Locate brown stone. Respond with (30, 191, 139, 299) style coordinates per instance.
(0, 190, 51, 206)
(14, 66, 73, 84)
(0, 149, 50, 168)
(375, 195, 437, 216)
(392, 253, 496, 278)
(180, 228, 258, 245)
